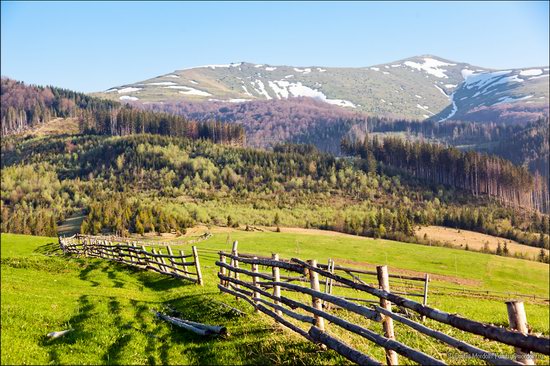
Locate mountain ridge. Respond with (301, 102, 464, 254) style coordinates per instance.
(94, 55, 549, 123)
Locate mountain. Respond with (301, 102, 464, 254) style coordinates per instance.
(94, 55, 549, 123)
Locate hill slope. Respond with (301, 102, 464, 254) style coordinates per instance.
(94, 55, 549, 122)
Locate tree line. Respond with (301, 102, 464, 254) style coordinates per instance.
(341, 135, 549, 213)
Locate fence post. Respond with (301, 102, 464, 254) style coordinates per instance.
(150, 248, 160, 271)
(231, 241, 240, 290)
(506, 301, 535, 365)
(377, 265, 398, 366)
(421, 273, 430, 322)
(141, 245, 147, 266)
(308, 259, 325, 331)
(192, 246, 203, 286)
(166, 246, 175, 271)
(252, 257, 260, 312)
(219, 252, 227, 288)
(272, 253, 282, 316)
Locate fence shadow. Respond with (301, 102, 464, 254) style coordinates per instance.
(34, 242, 64, 256)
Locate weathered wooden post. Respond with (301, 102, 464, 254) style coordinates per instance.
(252, 257, 260, 312)
(272, 253, 282, 316)
(506, 301, 535, 365)
(192, 246, 203, 285)
(151, 248, 162, 272)
(377, 265, 398, 366)
(129, 243, 136, 264)
(219, 252, 227, 289)
(166, 246, 175, 272)
(231, 241, 240, 290)
(421, 273, 430, 322)
(324, 258, 335, 310)
(141, 245, 147, 266)
(179, 250, 188, 277)
(308, 259, 325, 331)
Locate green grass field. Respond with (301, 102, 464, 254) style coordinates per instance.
(2, 231, 549, 365)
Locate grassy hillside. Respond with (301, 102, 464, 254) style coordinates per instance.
(2, 231, 549, 364)
(1, 233, 337, 365)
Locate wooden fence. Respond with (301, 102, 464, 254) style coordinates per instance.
(216, 242, 549, 365)
(59, 234, 203, 285)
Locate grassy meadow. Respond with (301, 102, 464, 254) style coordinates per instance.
(1, 230, 549, 365)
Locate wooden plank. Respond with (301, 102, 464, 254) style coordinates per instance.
(254, 297, 315, 324)
(308, 259, 325, 331)
(292, 258, 550, 355)
(309, 326, 382, 366)
(252, 257, 260, 312)
(216, 274, 441, 365)
(220, 252, 304, 273)
(507, 301, 536, 365)
(192, 246, 203, 286)
(377, 265, 398, 366)
(272, 254, 282, 316)
(375, 306, 522, 366)
(216, 262, 381, 322)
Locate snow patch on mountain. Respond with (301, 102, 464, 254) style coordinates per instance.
(252, 80, 272, 100)
(189, 80, 199, 85)
(147, 82, 177, 86)
(434, 85, 448, 97)
(268, 81, 290, 99)
(175, 86, 212, 96)
(317, 68, 327, 72)
(166, 74, 180, 78)
(265, 67, 277, 71)
(326, 99, 357, 108)
(493, 95, 533, 106)
(118, 87, 142, 94)
(529, 74, 549, 80)
(404, 58, 456, 78)
(120, 96, 139, 101)
(241, 85, 253, 97)
(463, 70, 511, 89)
(520, 69, 543, 76)
(294, 67, 312, 74)
(370, 67, 380, 71)
(416, 104, 435, 115)
(439, 92, 457, 122)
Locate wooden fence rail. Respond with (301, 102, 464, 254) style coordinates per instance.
(58, 234, 203, 285)
(216, 243, 548, 366)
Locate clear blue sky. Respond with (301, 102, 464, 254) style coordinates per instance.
(2, 1, 548, 92)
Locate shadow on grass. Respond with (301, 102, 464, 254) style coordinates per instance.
(34, 242, 63, 256)
(40, 295, 95, 363)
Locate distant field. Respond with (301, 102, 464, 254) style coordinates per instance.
(2, 231, 549, 365)
(416, 225, 548, 260)
(22, 118, 79, 137)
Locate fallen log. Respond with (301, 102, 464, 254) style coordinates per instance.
(154, 311, 226, 336)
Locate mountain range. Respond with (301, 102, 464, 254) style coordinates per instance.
(94, 55, 549, 123)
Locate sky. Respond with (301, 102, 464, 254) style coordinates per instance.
(1, 1, 549, 92)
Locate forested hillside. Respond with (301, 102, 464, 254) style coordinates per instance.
(141, 99, 549, 179)
(2, 134, 548, 254)
(0, 78, 244, 144)
(141, 97, 364, 153)
(342, 135, 549, 213)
